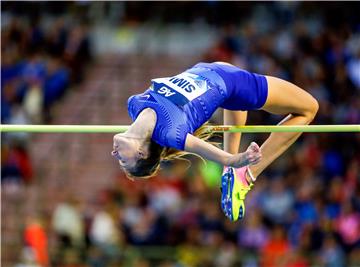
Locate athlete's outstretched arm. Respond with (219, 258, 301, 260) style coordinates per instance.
(224, 110, 247, 154)
(185, 134, 261, 168)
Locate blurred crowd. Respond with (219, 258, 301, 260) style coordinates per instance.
(44, 153, 360, 267)
(1, 13, 92, 185)
(2, 2, 359, 267)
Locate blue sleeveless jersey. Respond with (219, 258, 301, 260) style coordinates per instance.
(127, 62, 268, 150)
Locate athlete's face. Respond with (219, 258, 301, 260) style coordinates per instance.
(112, 134, 148, 170)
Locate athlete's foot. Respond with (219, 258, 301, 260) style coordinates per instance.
(221, 166, 254, 221)
(245, 166, 257, 185)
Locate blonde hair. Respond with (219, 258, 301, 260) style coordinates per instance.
(124, 123, 215, 180)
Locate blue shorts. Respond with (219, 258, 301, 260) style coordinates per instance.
(191, 62, 268, 111)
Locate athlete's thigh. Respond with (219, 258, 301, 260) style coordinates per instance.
(262, 76, 318, 115)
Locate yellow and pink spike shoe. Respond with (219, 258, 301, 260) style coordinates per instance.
(221, 166, 255, 221)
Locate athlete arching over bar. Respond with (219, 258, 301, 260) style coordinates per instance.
(111, 62, 319, 221)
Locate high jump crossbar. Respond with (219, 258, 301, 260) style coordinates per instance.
(0, 124, 359, 133)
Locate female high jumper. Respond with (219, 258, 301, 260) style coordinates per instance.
(111, 62, 318, 221)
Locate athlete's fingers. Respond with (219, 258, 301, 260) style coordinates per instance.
(250, 156, 262, 165)
(251, 153, 262, 164)
(246, 150, 260, 159)
(226, 145, 262, 168)
(251, 150, 262, 158)
(229, 148, 262, 168)
(249, 142, 260, 152)
(249, 154, 261, 162)
(247, 150, 262, 165)
(249, 157, 261, 165)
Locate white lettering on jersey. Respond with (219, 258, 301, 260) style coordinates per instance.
(152, 72, 208, 101)
(158, 86, 176, 97)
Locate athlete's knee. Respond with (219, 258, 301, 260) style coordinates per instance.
(304, 96, 319, 122)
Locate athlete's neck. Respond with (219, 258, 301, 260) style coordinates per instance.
(125, 108, 156, 139)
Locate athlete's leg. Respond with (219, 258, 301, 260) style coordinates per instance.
(220, 61, 249, 154)
(224, 110, 248, 154)
(249, 76, 319, 178)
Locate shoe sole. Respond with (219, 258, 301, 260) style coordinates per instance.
(221, 168, 235, 221)
(221, 168, 244, 221)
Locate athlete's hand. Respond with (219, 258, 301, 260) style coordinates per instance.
(227, 142, 262, 168)
(245, 142, 262, 165)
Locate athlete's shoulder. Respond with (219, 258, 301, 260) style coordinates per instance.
(128, 89, 152, 103)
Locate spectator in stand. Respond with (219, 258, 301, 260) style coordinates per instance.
(260, 178, 294, 224)
(63, 24, 92, 83)
(238, 210, 269, 252)
(1, 141, 33, 185)
(24, 216, 49, 267)
(319, 234, 346, 267)
(260, 225, 290, 267)
(1, 14, 90, 188)
(89, 203, 123, 261)
(52, 196, 85, 264)
(336, 202, 360, 252)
